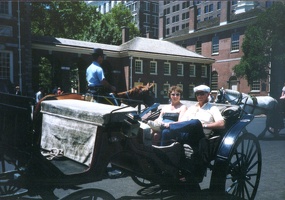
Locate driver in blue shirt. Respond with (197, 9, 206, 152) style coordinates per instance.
(86, 48, 116, 94)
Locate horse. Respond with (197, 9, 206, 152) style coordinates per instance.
(215, 88, 284, 139)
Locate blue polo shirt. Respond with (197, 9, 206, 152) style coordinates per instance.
(86, 61, 105, 87)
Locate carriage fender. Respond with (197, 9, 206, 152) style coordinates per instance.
(215, 114, 254, 161)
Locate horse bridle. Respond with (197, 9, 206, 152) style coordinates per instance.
(222, 90, 243, 105)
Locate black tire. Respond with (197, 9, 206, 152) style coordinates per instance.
(211, 133, 262, 200)
(131, 175, 156, 187)
(61, 188, 115, 200)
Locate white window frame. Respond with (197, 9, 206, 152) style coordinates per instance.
(189, 64, 196, 77)
(201, 65, 207, 78)
(0, 2, 12, 17)
(212, 36, 219, 55)
(163, 83, 170, 98)
(251, 80, 261, 92)
(177, 63, 184, 76)
(231, 32, 240, 52)
(189, 84, 195, 98)
(150, 61, 157, 75)
(134, 59, 143, 74)
(164, 62, 171, 75)
(152, 82, 158, 98)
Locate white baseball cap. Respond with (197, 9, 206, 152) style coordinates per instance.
(193, 85, 210, 93)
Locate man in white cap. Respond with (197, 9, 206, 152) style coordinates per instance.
(160, 84, 225, 146)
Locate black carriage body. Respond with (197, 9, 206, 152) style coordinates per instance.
(0, 94, 262, 200)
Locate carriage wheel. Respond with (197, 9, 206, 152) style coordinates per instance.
(131, 175, 156, 187)
(61, 188, 115, 200)
(210, 133, 262, 199)
(0, 171, 28, 199)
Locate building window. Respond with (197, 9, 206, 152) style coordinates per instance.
(166, 18, 170, 25)
(197, 8, 201, 16)
(153, 3, 159, 13)
(153, 15, 158, 25)
(177, 63, 184, 76)
(229, 76, 238, 90)
(164, 62, 171, 75)
(182, 2, 190, 9)
(212, 36, 219, 54)
(209, 4, 213, 12)
(231, 32, 240, 51)
(196, 41, 202, 54)
(163, 83, 170, 98)
(0, 2, 11, 16)
(145, 14, 150, 23)
(251, 80, 260, 91)
(217, 2, 221, 10)
(144, 1, 150, 11)
(166, 28, 170, 35)
(189, 64, 196, 77)
(135, 59, 143, 74)
(152, 82, 158, 98)
(182, 23, 189, 29)
(182, 12, 189, 20)
(164, 7, 170, 15)
(172, 15, 179, 23)
(172, 4, 180, 12)
(150, 61, 157, 74)
(0, 25, 12, 37)
(211, 71, 218, 91)
(163, 62, 171, 75)
(201, 65, 207, 77)
(204, 5, 209, 13)
(189, 84, 195, 98)
(0, 51, 12, 80)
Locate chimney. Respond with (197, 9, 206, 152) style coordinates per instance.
(122, 26, 129, 43)
(220, 1, 231, 26)
(158, 14, 165, 40)
(189, 5, 197, 33)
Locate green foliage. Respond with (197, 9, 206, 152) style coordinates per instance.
(234, 2, 285, 84)
(83, 3, 140, 45)
(31, 2, 139, 44)
(38, 57, 52, 92)
(31, 1, 99, 40)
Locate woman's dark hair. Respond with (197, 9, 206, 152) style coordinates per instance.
(168, 85, 183, 97)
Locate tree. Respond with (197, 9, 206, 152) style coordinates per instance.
(83, 3, 140, 45)
(234, 2, 285, 85)
(31, 2, 139, 44)
(31, 1, 99, 40)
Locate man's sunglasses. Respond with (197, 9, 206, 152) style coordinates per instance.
(171, 93, 180, 96)
(195, 91, 207, 96)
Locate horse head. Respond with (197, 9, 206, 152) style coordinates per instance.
(117, 83, 155, 107)
(215, 87, 227, 104)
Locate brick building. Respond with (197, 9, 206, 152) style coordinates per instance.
(0, 2, 33, 95)
(161, 1, 275, 97)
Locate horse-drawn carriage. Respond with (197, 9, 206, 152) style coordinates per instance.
(0, 87, 262, 199)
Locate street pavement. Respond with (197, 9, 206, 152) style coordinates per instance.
(51, 116, 285, 200)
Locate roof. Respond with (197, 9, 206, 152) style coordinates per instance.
(32, 35, 214, 63)
(120, 37, 206, 59)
